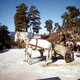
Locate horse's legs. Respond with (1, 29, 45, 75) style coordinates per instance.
(24, 48, 28, 61)
(45, 50, 50, 65)
(45, 47, 52, 65)
(38, 49, 44, 61)
(49, 47, 52, 60)
(27, 53, 32, 65)
(27, 48, 32, 65)
(24, 48, 32, 64)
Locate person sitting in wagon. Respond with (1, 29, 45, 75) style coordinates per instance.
(58, 31, 66, 46)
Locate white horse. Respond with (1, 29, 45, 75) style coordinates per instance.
(25, 38, 53, 65)
(15, 31, 53, 65)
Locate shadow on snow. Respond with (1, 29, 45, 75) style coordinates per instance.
(37, 77, 61, 80)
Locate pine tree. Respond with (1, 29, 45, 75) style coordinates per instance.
(14, 3, 29, 31)
(45, 20, 53, 34)
(0, 24, 11, 50)
(61, 6, 80, 28)
(29, 6, 41, 34)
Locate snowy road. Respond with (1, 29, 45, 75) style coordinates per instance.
(0, 49, 80, 80)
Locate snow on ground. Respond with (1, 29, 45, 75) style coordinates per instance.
(0, 48, 80, 80)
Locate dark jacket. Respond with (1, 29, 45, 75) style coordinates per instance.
(59, 34, 66, 43)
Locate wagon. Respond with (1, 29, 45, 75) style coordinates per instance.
(52, 44, 74, 63)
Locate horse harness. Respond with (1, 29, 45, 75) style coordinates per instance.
(27, 38, 49, 50)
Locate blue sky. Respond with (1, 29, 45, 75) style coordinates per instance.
(0, 0, 80, 34)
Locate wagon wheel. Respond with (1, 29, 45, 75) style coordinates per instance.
(65, 50, 74, 63)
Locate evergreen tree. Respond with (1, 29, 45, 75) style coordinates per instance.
(45, 20, 53, 34)
(61, 6, 80, 27)
(14, 3, 29, 31)
(0, 24, 11, 50)
(29, 6, 41, 34)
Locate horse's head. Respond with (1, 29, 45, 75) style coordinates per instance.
(14, 31, 34, 46)
(14, 32, 20, 42)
